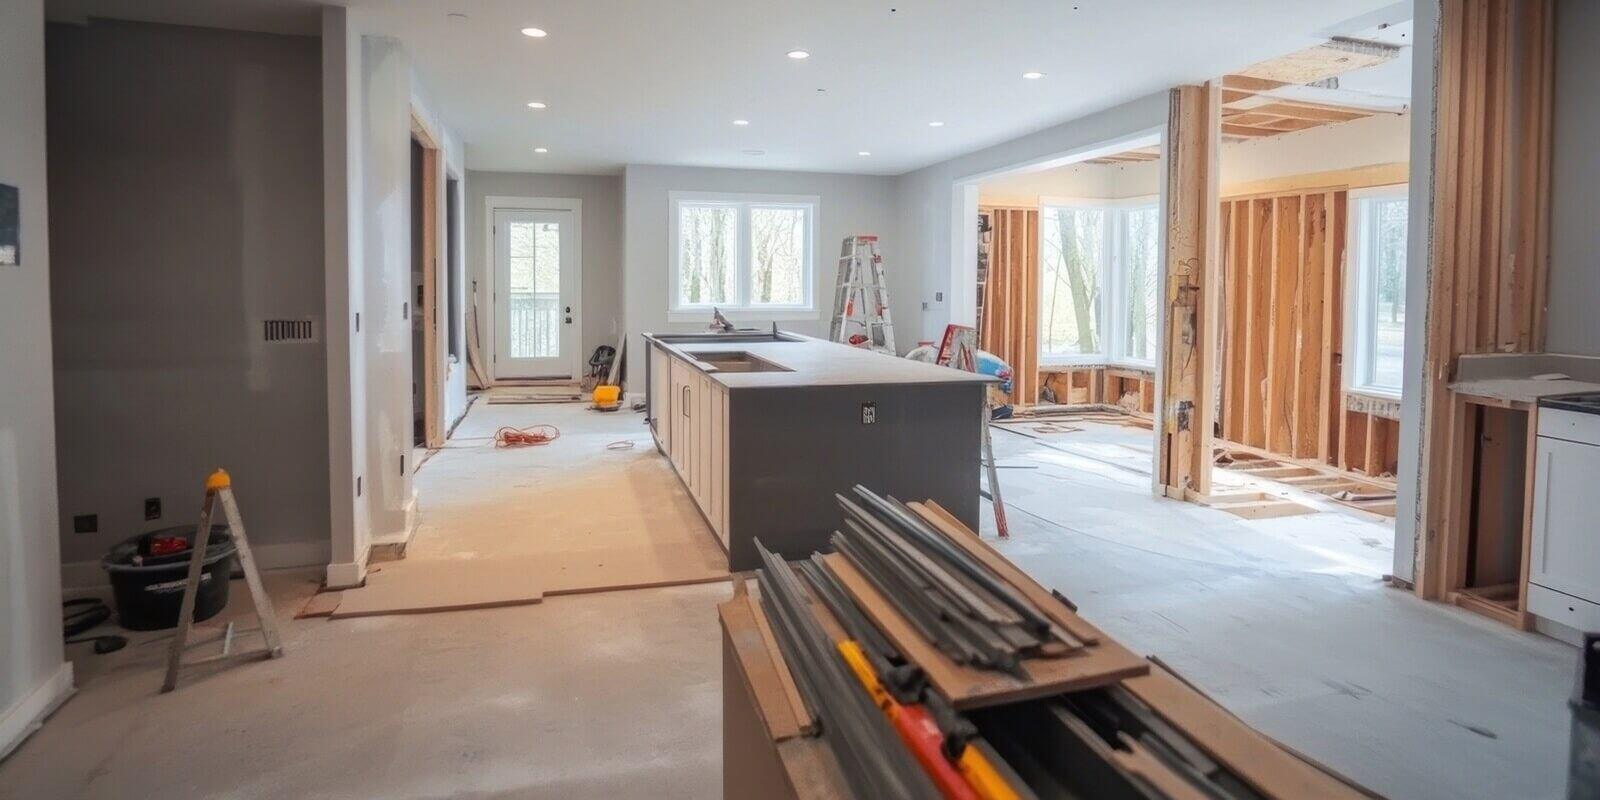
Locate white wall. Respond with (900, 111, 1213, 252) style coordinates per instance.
(1545, 0, 1600, 356)
(467, 171, 624, 379)
(46, 19, 330, 586)
(621, 165, 903, 383)
(896, 91, 1171, 342)
(1221, 110, 1412, 187)
(0, 0, 72, 761)
(357, 35, 415, 548)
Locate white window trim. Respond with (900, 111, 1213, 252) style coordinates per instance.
(1343, 184, 1409, 400)
(1036, 196, 1159, 369)
(668, 191, 820, 322)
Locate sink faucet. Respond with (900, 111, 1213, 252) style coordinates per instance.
(710, 307, 735, 333)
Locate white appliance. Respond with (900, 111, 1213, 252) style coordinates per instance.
(1528, 393, 1600, 637)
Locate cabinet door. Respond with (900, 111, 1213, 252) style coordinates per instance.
(712, 385, 729, 544)
(697, 374, 713, 509)
(650, 345, 670, 450)
(1529, 436, 1600, 602)
(669, 359, 691, 475)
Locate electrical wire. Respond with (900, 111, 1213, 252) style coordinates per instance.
(493, 424, 560, 448)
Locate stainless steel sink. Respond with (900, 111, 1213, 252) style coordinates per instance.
(684, 350, 792, 373)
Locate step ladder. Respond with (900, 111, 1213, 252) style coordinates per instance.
(829, 235, 896, 355)
(162, 469, 284, 692)
(936, 325, 1010, 538)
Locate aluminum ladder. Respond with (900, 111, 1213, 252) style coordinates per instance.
(829, 234, 896, 355)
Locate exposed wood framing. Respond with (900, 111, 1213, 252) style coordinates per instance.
(1158, 83, 1221, 499)
(1037, 366, 1155, 415)
(411, 114, 444, 448)
(1218, 185, 1400, 480)
(978, 207, 1040, 404)
(1415, 0, 1554, 605)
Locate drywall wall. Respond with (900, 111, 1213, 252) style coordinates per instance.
(621, 165, 902, 384)
(1394, 0, 1438, 584)
(408, 71, 469, 435)
(322, 5, 369, 587)
(897, 91, 1170, 342)
(1545, 0, 1600, 356)
(0, 0, 72, 761)
(1220, 111, 1412, 189)
(468, 171, 624, 379)
(978, 159, 1160, 207)
(46, 19, 330, 584)
(358, 35, 415, 546)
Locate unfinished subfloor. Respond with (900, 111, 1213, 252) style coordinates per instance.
(0, 408, 1576, 799)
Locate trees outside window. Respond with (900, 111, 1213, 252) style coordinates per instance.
(1038, 199, 1159, 367)
(1348, 186, 1409, 396)
(670, 193, 816, 317)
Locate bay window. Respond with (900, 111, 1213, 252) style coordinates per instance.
(1038, 198, 1160, 367)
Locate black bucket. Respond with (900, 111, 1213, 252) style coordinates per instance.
(101, 525, 236, 631)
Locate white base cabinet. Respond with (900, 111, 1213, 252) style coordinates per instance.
(651, 345, 730, 548)
(1527, 407, 1600, 628)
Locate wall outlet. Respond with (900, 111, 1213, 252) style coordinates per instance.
(861, 402, 877, 425)
(73, 514, 98, 534)
(144, 497, 161, 521)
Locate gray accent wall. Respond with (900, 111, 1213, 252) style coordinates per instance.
(467, 171, 624, 376)
(45, 20, 330, 579)
(1546, 0, 1600, 356)
(0, 0, 69, 757)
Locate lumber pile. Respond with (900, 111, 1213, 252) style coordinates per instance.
(746, 485, 1370, 800)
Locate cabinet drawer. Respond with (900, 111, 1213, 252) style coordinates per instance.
(1537, 407, 1600, 445)
(1527, 583, 1600, 634)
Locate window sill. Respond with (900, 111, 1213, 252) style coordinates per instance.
(668, 308, 819, 324)
(1039, 357, 1110, 369)
(1346, 387, 1402, 403)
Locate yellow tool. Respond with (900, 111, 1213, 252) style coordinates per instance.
(591, 384, 621, 411)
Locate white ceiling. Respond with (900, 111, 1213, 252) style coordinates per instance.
(46, 0, 1408, 176)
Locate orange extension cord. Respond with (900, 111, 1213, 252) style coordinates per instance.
(494, 424, 561, 448)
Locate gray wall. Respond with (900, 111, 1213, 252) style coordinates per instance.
(46, 20, 330, 579)
(896, 91, 1171, 342)
(621, 165, 903, 385)
(1546, 0, 1600, 356)
(467, 171, 624, 376)
(0, 0, 69, 756)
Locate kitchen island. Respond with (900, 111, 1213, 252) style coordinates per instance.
(643, 330, 993, 571)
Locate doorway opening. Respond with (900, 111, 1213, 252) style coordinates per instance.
(410, 114, 444, 449)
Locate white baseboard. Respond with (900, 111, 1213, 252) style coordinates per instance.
(370, 493, 419, 550)
(0, 662, 75, 763)
(61, 539, 333, 592)
(325, 553, 367, 589)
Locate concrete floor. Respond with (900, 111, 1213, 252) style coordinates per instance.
(0, 406, 1578, 799)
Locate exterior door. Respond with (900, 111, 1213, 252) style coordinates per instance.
(494, 208, 576, 378)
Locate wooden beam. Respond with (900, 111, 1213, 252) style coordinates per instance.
(1221, 74, 1289, 93)
(1157, 83, 1221, 498)
(1247, 101, 1372, 123)
(1221, 123, 1282, 138)
(1223, 162, 1408, 199)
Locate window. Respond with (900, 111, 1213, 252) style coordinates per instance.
(1038, 198, 1159, 366)
(670, 192, 817, 318)
(1346, 186, 1409, 397)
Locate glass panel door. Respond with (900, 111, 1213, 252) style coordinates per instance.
(494, 208, 575, 378)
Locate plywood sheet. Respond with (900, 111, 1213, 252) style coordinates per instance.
(330, 558, 545, 618)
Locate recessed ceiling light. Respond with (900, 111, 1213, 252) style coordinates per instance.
(928, 121, 945, 127)
(526, 101, 547, 109)
(787, 49, 810, 59)
(858, 151, 871, 156)
(520, 27, 547, 38)
(732, 119, 750, 126)
(534, 147, 548, 153)
(1023, 71, 1045, 80)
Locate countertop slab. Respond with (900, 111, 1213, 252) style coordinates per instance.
(646, 332, 995, 390)
(1449, 353, 1600, 404)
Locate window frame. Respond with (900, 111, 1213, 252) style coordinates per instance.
(1343, 184, 1409, 400)
(1036, 196, 1159, 368)
(668, 191, 819, 321)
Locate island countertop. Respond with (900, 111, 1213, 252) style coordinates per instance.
(643, 331, 995, 390)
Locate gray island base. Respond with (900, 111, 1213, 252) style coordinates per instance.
(644, 330, 994, 571)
